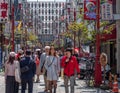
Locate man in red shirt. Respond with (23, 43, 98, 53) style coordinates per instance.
(61, 48, 80, 93)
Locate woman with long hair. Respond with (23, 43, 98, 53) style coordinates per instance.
(5, 52, 16, 93)
(35, 49, 41, 83)
(44, 46, 60, 93)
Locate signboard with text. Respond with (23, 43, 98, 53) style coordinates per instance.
(0, 0, 8, 22)
(101, 0, 113, 20)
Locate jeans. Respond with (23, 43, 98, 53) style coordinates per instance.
(21, 79, 33, 93)
(64, 75, 75, 93)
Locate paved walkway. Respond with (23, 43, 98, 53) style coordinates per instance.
(0, 72, 120, 93)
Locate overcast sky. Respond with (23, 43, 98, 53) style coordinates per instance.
(27, 0, 65, 1)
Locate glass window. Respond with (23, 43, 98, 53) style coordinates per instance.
(56, 16, 58, 20)
(45, 16, 47, 20)
(59, 3, 61, 7)
(56, 3, 58, 8)
(56, 9, 58, 14)
(39, 9, 41, 13)
(39, 3, 41, 8)
(52, 9, 54, 14)
(42, 16, 44, 20)
(34, 3, 36, 8)
(49, 16, 51, 20)
(52, 16, 54, 20)
(42, 3, 44, 7)
(42, 9, 44, 14)
(45, 3, 47, 8)
(31, 3, 33, 7)
(45, 29, 47, 34)
(49, 3, 51, 8)
(45, 10, 47, 14)
(49, 9, 50, 14)
(52, 3, 54, 8)
(56, 29, 58, 34)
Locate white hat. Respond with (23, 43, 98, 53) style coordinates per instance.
(18, 49, 23, 53)
(45, 46, 50, 49)
(36, 49, 41, 51)
(9, 52, 16, 57)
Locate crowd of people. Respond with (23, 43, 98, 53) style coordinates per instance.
(4, 45, 80, 93)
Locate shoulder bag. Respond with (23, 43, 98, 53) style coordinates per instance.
(21, 58, 32, 73)
(15, 61, 21, 83)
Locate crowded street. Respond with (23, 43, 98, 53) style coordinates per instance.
(0, 0, 120, 93)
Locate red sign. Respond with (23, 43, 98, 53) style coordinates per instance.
(84, 0, 97, 20)
(0, 1, 8, 21)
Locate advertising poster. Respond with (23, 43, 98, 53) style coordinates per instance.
(84, 0, 97, 20)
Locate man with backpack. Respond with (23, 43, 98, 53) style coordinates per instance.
(20, 50, 36, 93)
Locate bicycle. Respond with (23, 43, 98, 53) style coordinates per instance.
(84, 59, 95, 87)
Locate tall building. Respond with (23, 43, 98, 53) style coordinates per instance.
(25, 1, 65, 45)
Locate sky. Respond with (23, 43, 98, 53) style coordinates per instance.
(27, 0, 65, 1)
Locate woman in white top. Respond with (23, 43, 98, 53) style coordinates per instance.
(5, 52, 16, 93)
(45, 46, 60, 93)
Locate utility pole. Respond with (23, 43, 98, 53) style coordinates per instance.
(9, 0, 15, 51)
(94, 0, 102, 87)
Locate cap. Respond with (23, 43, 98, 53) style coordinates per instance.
(9, 52, 16, 57)
(18, 49, 23, 53)
(45, 46, 50, 49)
(36, 49, 41, 51)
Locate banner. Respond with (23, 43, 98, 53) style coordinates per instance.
(101, 0, 113, 20)
(0, 0, 8, 22)
(84, 0, 97, 20)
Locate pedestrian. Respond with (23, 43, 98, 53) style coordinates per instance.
(61, 48, 80, 93)
(5, 52, 16, 93)
(40, 46, 50, 92)
(35, 49, 41, 83)
(20, 50, 36, 93)
(44, 46, 60, 93)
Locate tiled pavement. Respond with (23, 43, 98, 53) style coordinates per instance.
(0, 72, 120, 93)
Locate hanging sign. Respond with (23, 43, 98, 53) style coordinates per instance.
(0, 0, 8, 22)
(101, 0, 113, 20)
(84, 0, 97, 20)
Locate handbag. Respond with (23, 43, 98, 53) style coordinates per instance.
(35, 56, 40, 65)
(15, 61, 21, 83)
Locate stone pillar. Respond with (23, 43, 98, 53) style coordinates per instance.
(116, 0, 120, 74)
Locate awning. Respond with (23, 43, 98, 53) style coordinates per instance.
(100, 28, 116, 41)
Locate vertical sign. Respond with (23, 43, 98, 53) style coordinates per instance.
(0, 0, 8, 22)
(84, 0, 97, 20)
(101, 0, 113, 20)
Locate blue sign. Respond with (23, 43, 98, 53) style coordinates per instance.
(0, 48, 2, 69)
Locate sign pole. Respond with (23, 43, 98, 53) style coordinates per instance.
(94, 0, 102, 87)
(0, 23, 3, 69)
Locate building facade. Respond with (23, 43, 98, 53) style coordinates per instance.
(24, 1, 65, 46)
